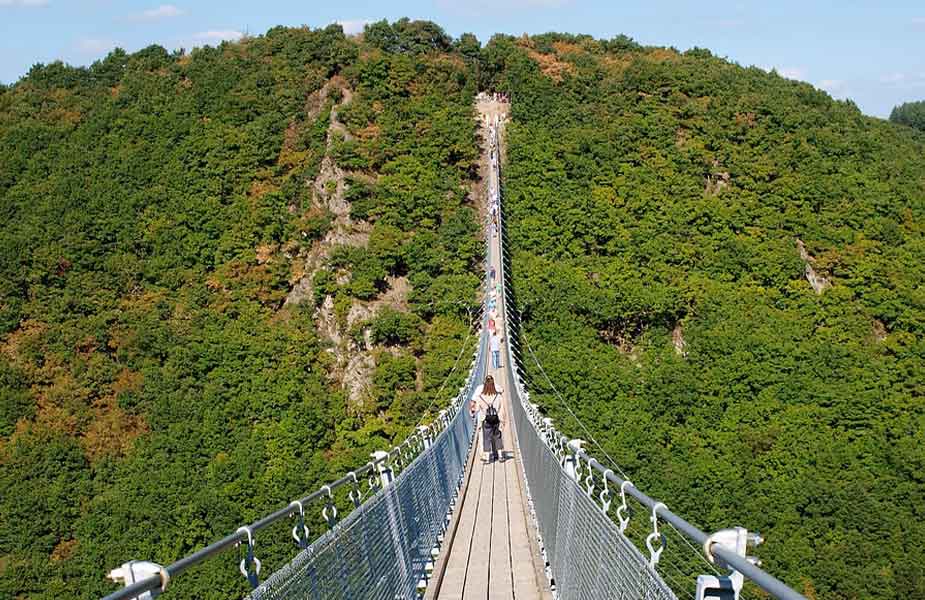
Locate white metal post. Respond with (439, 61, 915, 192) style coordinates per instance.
(371, 450, 393, 488)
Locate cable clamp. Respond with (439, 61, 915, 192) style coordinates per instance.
(584, 459, 596, 497)
(321, 485, 338, 526)
(599, 469, 613, 512)
(645, 502, 666, 568)
(289, 501, 309, 548)
(616, 480, 633, 533)
(347, 471, 362, 508)
(236, 526, 261, 585)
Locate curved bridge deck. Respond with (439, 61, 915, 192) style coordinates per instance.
(426, 98, 550, 600)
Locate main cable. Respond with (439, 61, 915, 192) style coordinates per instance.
(411, 302, 482, 433)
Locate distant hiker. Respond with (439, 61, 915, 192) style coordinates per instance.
(488, 316, 496, 334)
(489, 265, 496, 281)
(490, 332, 502, 369)
(470, 375, 504, 462)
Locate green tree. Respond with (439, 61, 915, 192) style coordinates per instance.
(889, 100, 925, 131)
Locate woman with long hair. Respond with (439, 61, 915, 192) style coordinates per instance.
(470, 374, 504, 462)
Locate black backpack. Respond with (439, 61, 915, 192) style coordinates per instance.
(484, 403, 500, 427)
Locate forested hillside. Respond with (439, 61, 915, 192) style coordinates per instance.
(2, 20, 923, 600)
(0, 21, 482, 598)
(485, 34, 925, 599)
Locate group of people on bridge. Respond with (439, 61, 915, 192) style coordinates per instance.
(477, 91, 510, 104)
(487, 120, 502, 240)
(471, 109, 507, 465)
(477, 264, 506, 463)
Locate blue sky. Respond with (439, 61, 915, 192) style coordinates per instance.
(1, 0, 923, 117)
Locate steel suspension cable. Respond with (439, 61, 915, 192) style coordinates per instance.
(520, 328, 630, 481)
(410, 308, 481, 433)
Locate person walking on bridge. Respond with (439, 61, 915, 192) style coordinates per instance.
(470, 375, 505, 462)
(490, 332, 502, 369)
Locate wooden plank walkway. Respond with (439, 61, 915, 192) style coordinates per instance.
(427, 97, 550, 600)
(428, 338, 548, 600)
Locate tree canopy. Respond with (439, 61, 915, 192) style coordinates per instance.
(890, 99, 925, 132)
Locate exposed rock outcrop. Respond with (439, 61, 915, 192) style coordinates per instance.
(671, 322, 688, 357)
(705, 159, 730, 196)
(796, 239, 832, 294)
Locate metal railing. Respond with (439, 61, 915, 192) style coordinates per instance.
(489, 112, 807, 600)
(245, 380, 479, 600)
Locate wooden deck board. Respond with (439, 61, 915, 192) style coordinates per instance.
(462, 456, 495, 600)
(489, 456, 514, 600)
(439, 448, 488, 600)
(504, 401, 543, 598)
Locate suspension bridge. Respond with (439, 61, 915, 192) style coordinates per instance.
(102, 98, 807, 600)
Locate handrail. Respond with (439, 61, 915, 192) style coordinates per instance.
(101, 379, 478, 600)
(102, 454, 394, 600)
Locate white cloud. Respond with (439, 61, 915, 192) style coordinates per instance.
(0, 0, 48, 6)
(75, 38, 117, 55)
(173, 29, 244, 51)
(756, 65, 812, 83)
(712, 18, 746, 28)
(778, 66, 808, 81)
(193, 30, 244, 43)
(881, 72, 906, 84)
(880, 72, 925, 89)
(136, 4, 185, 20)
(818, 79, 847, 98)
(336, 19, 369, 35)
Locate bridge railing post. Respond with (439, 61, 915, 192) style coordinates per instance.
(108, 561, 167, 600)
(696, 527, 765, 600)
(371, 450, 393, 488)
(418, 425, 432, 450)
(564, 439, 584, 481)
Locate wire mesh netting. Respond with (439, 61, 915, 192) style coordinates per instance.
(246, 343, 485, 600)
(507, 380, 678, 600)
